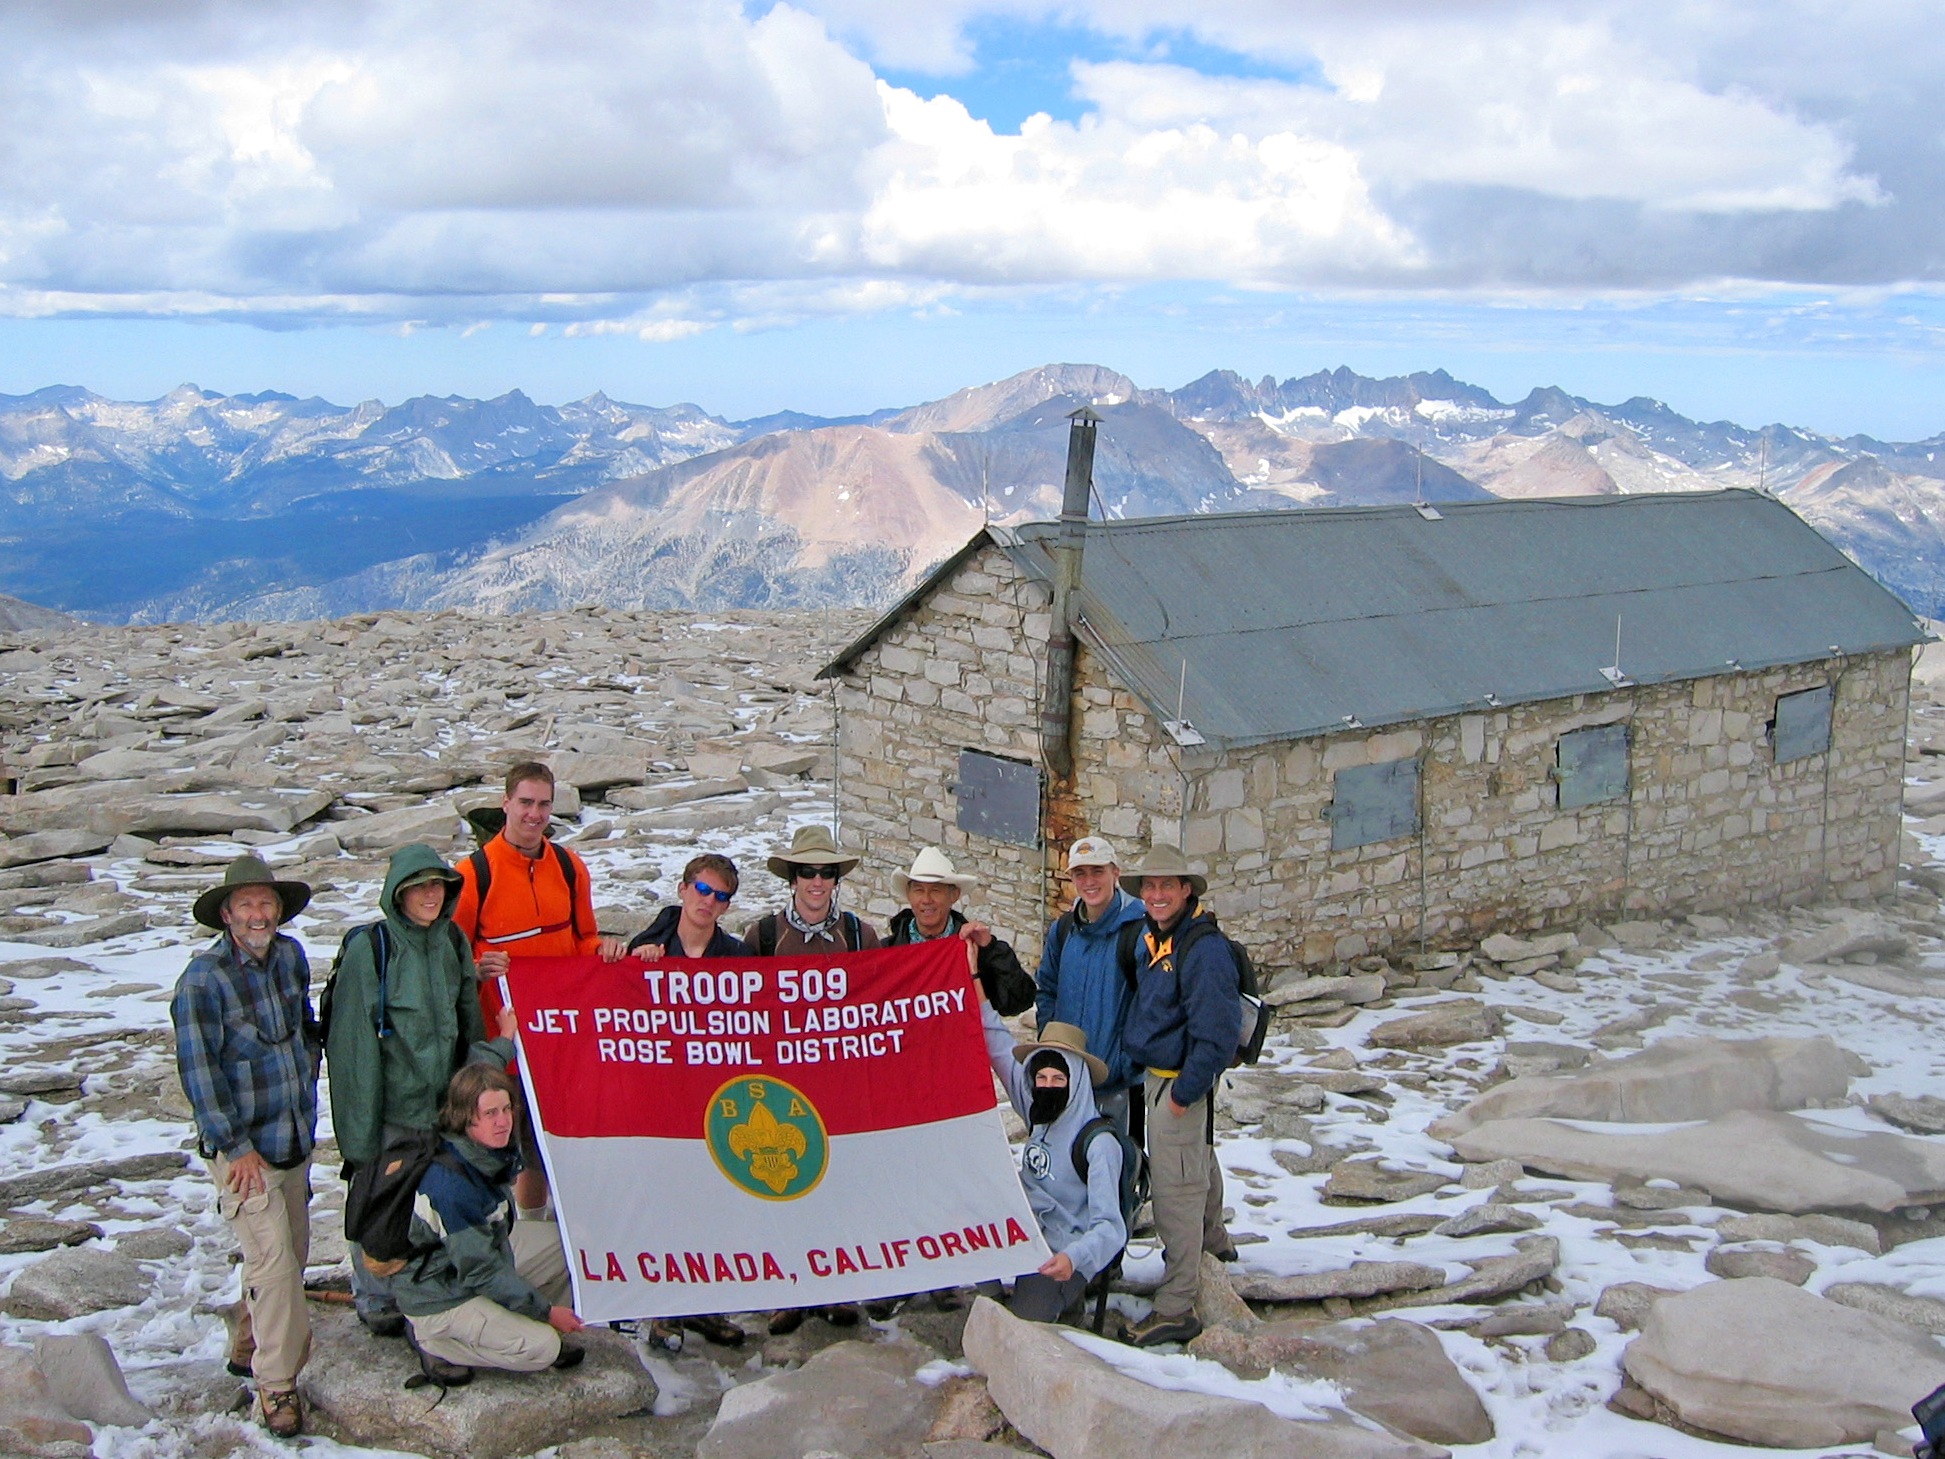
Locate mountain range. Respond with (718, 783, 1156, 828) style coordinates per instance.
(3, 366, 1942, 623)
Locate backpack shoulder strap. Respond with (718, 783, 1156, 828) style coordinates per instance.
(842, 911, 861, 949)
(468, 848, 492, 910)
(1115, 921, 1143, 988)
(755, 914, 778, 957)
(1050, 910, 1076, 968)
(366, 922, 393, 1038)
(1070, 1115, 1115, 1183)
(551, 842, 583, 938)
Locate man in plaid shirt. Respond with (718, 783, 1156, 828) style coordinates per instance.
(172, 855, 318, 1438)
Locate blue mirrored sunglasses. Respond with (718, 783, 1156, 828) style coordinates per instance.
(690, 880, 734, 904)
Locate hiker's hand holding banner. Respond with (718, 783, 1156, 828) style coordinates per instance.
(503, 939, 1049, 1322)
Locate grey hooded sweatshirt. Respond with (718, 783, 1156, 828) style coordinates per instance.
(981, 1003, 1126, 1281)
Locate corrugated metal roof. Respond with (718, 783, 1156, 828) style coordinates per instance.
(822, 491, 1926, 753)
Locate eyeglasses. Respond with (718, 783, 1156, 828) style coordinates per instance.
(690, 879, 735, 904)
(789, 864, 841, 881)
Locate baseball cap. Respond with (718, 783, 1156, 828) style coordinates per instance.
(1065, 836, 1119, 871)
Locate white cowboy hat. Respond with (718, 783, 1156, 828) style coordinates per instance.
(892, 846, 977, 897)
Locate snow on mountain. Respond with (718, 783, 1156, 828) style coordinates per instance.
(3, 366, 1941, 622)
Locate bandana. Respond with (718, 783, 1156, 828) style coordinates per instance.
(784, 901, 845, 944)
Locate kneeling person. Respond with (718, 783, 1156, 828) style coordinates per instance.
(394, 1065, 585, 1383)
(980, 1004, 1127, 1323)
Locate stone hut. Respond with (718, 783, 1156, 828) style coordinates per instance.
(818, 485, 1926, 972)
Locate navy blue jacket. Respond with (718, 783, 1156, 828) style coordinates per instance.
(627, 904, 748, 958)
(1121, 903, 1241, 1109)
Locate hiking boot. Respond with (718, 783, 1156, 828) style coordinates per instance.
(1207, 1244, 1239, 1264)
(408, 1334, 474, 1388)
(258, 1387, 303, 1438)
(648, 1319, 684, 1352)
(357, 1308, 406, 1339)
(930, 1287, 964, 1311)
(767, 1308, 805, 1336)
(551, 1341, 586, 1371)
(862, 1300, 900, 1320)
(1123, 1311, 1202, 1348)
(681, 1314, 746, 1347)
(821, 1303, 861, 1327)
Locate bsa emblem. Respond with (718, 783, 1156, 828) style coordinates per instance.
(1022, 1141, 1052, 1180)
(706, 1077, 829, 1201)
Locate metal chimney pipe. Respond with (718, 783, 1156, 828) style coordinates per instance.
(1041, 407, 1098, 780)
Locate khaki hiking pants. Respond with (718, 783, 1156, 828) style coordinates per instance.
(1143, 1073, 1230, 1321)
(408, 1221, 572, 1372)
(208, 1152, 312, 1390)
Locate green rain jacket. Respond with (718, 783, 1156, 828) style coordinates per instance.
(326, 843, 514, 1169)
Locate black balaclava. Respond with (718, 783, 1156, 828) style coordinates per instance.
(1025, 1050, 1071, 1128)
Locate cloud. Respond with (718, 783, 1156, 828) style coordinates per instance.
(859, 83, 1419, 284)
(0, 0, 1935, 331)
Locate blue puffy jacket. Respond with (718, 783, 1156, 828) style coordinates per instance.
(1034, 890, 1147, 1094)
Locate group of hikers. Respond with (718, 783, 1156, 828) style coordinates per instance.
(171, 760, 1245, 1437)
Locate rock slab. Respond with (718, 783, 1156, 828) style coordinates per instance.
(300, 1307, 655, 1459)
(1622, 1277, 1945, 1447)
(0, 1346, 93, 1458)
(962, 1297, 1448, 1459)
(1433, 1035, 1855, 1137)
(1448, 1109, 1945, 1214)
(32, 1333, 153, 1426)
(698, 1338, 943, 1459)
(5, 1247, 150, 1319)
(1192, 1318, 1494, 1446)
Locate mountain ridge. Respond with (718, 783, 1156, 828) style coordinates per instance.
(4, 364, 1940, 622)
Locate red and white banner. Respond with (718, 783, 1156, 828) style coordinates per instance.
(504, 940, 1049, 1321)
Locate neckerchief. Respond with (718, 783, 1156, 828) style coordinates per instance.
(785, 901, 844, 944)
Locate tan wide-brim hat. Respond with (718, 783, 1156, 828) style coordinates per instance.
(1117, 842, 1208, 898)
(193, 854, 313, 930)
(892, 846, 977, 897)
(766, 824, 861, 880)
(1014, 1021, 1110, 1086)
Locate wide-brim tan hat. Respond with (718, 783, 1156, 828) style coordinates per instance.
(892, 846, 976, 897)
(1014, 1021, 1110, 1086)
(766, 824, 861, 880)
(193, 854, 313, 930)
(1117, 842, 1208, 898)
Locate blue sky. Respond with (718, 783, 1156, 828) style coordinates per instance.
(3, 1, 1942, 439)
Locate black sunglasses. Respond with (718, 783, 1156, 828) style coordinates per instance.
(789, 864, 841, 881)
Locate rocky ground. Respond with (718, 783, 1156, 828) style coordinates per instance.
(0, 608, 1943, 1459)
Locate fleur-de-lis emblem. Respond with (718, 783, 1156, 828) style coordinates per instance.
(705, 1077, 829, 1201)
(728, 1099, 809, 1195)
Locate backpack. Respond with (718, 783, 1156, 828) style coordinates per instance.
(468, 841, 585, 940)
(1070, 1115, 1148, 1236)
(1048, 911, 1143, 990)
(751, 910, 862, 956)
(1169, 917, 1272, 1067)
(342, 1126, 463, 1275)
(319, 919, 471, 1045)
(1069, 1115, 1149, 1334)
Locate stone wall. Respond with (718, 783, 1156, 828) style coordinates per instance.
(833, 550, 1054, 947)
(1073, 647, 1911, 972)
(834, 541, 1913, 976)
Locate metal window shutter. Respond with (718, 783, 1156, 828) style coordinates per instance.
(1773, 685, 1833, 764)
(1558, 723, 1631, 808)
(1330, 757, 1420, 851)
(953, 750, 1043, 847)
